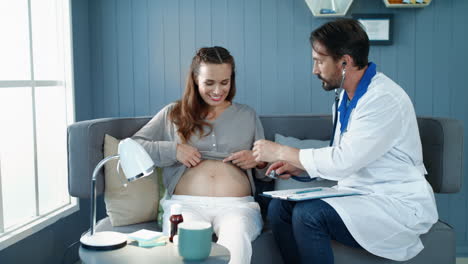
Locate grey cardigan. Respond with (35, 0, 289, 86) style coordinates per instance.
(132, 102, 268, 197)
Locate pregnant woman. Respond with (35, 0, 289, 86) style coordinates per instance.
(132, 46, 268, 264)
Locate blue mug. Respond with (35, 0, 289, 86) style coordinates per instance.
(178, 221, 213, 260)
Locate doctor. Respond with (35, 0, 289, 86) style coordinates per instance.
(252, 18, 438, 264)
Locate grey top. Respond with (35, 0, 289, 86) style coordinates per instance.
(132, 102, 268, 197)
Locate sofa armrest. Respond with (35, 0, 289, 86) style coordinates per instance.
(67, 117, 151, 198)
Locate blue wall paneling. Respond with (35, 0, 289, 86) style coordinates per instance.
(116, 0, 135, 117)
(244, 0, 262, 112)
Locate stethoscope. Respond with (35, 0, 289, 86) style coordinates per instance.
(329, 62, 347, 147)
(289, 62, 346, 182)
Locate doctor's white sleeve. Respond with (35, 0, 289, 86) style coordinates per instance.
(299, 92, 403, 181)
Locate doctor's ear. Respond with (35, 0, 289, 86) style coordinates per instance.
(342, 61, 347, 68)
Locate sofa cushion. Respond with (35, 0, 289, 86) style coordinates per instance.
(251, 229, 284, 264)
(332, 221, 455, 264)
(103, 134, 159, 226)
(251, 221, 454, 264)
(274, 133, 336, 190)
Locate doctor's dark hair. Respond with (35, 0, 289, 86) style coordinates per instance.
(169, 46, 236, 143)
(310, 18, 369, 69)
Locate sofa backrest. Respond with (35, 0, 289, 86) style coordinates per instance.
(67, 115, 462, 198)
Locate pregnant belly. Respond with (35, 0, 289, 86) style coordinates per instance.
(174, 160, 251, 197)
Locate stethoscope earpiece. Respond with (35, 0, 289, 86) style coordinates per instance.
(341, 61, 347, 76)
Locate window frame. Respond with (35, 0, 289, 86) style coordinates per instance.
(0, 0, 78, 251)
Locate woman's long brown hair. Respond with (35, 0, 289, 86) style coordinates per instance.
(169, 46, 236, 143)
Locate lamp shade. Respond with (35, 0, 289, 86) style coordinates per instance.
(118, 138, 155, 182)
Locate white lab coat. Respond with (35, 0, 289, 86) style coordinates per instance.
(299, 72, 438, 261)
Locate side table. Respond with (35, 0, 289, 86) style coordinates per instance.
(79, 242, 230, 264)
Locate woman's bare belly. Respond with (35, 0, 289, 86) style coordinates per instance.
(174, 160, 251, 197)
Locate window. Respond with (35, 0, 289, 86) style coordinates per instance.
(0, 0, 77, 250)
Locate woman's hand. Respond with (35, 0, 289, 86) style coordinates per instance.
(252, 139, 282, 163)
(223, 150, 263, 170)
(176, 143, 202, 168)
(266, 161, 304, 179)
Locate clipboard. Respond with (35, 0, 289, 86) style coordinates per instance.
(260, 187, 362, 201)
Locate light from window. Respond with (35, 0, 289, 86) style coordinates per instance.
(0, 0, 31, 80)
(35, 86, 70, 215)
(0, 0, 76, 249)
(0, 88, 36, 228)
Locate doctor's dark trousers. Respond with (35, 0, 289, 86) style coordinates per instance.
(267, 199, 362, 264)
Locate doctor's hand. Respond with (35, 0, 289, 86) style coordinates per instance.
(267, 161, 304, 179)
(176, 143, 202, 168)
(252, 139, 282, 163)
(223, 150, 263, 170)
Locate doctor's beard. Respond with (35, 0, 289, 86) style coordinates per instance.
(318, 74, 341, 91)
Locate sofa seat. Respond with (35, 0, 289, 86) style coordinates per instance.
(251, 220, 454, 264)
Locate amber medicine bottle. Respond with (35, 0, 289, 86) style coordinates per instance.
(169, 204, 183, 243)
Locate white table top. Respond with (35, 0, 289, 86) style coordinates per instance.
(79, 241, 230, 264)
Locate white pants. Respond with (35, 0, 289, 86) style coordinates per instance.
(161, 195, 263, 264)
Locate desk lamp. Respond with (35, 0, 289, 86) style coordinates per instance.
(80, 138, 155, 250)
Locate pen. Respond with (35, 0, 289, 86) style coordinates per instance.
(295, 188, 322, 194)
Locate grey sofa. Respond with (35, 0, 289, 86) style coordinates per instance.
(68, 115, 463, 264)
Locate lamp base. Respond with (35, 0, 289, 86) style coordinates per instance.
(80, 231, 127, 251)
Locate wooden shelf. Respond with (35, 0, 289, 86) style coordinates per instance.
(383, 0, 432, 8)
(305, 0, 354, 17)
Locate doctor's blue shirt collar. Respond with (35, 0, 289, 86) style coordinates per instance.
(338, 62, 377, 133)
